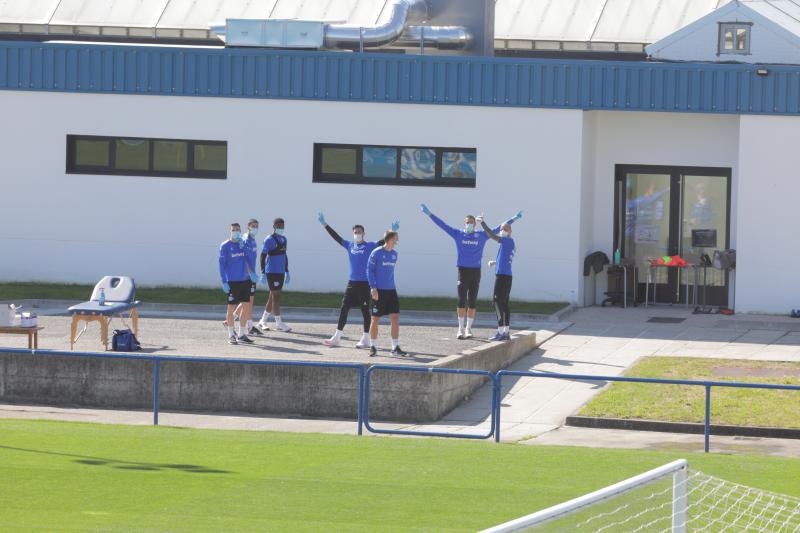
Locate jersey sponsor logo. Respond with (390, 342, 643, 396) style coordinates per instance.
(350, 246, 366, 255)
(230, 252, 245, 258)
(461, 240, 480, 246)
(381, 261, 396, 267)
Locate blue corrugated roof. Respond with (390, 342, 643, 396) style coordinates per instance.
(1, 40, 799, 115)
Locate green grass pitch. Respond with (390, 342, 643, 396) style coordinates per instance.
(2, 419, 800, 532)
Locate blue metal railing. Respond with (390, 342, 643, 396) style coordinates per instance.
(363, 364, 498, 440)
(0, 347, 367, 435)
(495, 370, 800, 452)
(3, 347, 800, 451)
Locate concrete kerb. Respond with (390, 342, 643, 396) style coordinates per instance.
(566, 415, 800, 440)
(1, 299, 569, 326)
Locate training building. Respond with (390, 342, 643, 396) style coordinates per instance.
(0, 0, 798, 314)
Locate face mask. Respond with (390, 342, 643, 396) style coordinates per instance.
(275, 228, 284, 236)
(353, 233, 364, 243)
(248, 227, 258, 237)
(231, 231, 241, 241)
(500, 230, 509, 238)
(465, 224, 475, 233)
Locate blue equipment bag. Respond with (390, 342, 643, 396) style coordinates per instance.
(112, 329, 141, 352)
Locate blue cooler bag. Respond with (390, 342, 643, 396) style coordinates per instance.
(112, 329, 141, 352)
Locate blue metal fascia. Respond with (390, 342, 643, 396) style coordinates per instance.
(1, 40, 799, 115)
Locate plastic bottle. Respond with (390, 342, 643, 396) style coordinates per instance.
(98, 288, 106, 306)
(614, 248, 621, 265)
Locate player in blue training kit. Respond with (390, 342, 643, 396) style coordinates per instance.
(479, 216, 517, 341)
(420, 204, 522, 339)
(219, 223, 257, 345)
(258, 217, 292, 332)
(317, 213, 399, 348)
(367, 230, 407, 357)
(224, 218, 261, 336)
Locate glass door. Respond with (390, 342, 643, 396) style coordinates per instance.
(615, 166, 731, 306)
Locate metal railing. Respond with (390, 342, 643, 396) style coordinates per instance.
(3, 347, 800, 451)
(0, 347, 367, 435)
(495, 370, 800, 452)
(364, 364, 498, 439)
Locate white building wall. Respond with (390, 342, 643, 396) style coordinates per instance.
(736, 115, 800, 313)
(0, 90, 585, 304)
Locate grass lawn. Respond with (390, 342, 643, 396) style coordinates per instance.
(579, 357, 800, 428)
(2, 420, 800, 532)
(0, 282, 568, 315)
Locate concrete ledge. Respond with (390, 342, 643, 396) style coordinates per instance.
(566, 416, 800, 440)
(0, 331, 538, 423)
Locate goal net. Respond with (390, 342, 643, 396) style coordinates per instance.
(481, 459, 800, 533)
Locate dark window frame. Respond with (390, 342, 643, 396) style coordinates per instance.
(313, 143, 477, 188)
(66, 134, 227, 180)
(718, 22, 752, 56)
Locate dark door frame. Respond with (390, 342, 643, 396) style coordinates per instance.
(613, 164, 732, 305)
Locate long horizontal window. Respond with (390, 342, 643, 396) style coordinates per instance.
(313, 143, 476, 188)
(66, 135, 227, 179)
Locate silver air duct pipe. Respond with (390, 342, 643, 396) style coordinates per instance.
(323, 0, 471, 51)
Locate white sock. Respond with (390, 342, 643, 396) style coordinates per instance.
(333, 329, 343, 339)
(260, 311, 269, 322)
(466, 317, 474, 330)
(370, 338, 376, 347)
(238, 324, 246, 337)
(275, 315, 282, 325)
(246, 320, 253, 330)
(458, 317, 465, 330)
(498, 327, 504, 334)
(504, 326, 510, 334)
(360, 332, 370, 340)
(227, 327, 235, 337)
(391, 338, 400, 349)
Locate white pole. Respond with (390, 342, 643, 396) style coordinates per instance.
(672, 465, 688, 533)
(480, 459, 689, 533)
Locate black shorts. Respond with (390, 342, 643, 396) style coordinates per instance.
(457, 267, 481, 309)
(343, 281, 371, 308)
(249, 280, 257, 296)
(371, 289, 400, 317)
(227, 281, 251, 304)
(266, 273, 285, 291)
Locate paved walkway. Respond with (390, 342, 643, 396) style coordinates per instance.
(3, 305, 800, 456)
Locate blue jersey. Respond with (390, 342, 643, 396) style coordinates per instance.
(367, 247, 398, 290)
(430, 214, 508, 269)
(495, 237, 516, 276)
(218, 239, 249, 283)
(244, 234, 258, 272)
(262, 234, 288, 274)
(341, 239, 380, 282)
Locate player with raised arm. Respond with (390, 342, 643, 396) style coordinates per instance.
(366, 230, 406, 357)
(258, 217, 292, 333)
(317, 213, 399, 348)
(219, 223, 256, 345)
(420, 204, 522, 340)
(479, 214, 517, 341)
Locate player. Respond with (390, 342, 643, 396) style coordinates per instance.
(366, 230, 406, 357)
(479, 215, 517, 341)
(420, 204, 522, 339)
(218, 223, 256, 345)
(258, 218, 292, 332)
(223, 219, 261, 335)
(317, 213, 399, 348)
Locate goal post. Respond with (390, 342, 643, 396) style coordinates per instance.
(480, 459, 689, 533)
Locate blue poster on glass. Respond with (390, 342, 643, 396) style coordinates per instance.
(401, 148, 435, 179)
(363, 147, 397, 178)
(442, 152, 476, 178)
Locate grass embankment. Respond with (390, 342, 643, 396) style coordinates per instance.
(579, 356, 800, 428)
(0, 282, 568, 315)
(1, 419, 800, 531)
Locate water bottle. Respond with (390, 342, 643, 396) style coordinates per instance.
(614, 248, 621, 265)
(98, 288, 106, 306)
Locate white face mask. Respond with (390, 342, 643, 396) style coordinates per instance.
(465, 223, 475, 233)
(248, 227, 258, 237)
(353, 233, 364, 243)
(500, 230, 509, 238)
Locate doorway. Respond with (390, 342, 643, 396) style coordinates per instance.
(614, 165, 732, 306)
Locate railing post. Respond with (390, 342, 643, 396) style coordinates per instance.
(357, 366, 365, 436)
(153, 359, 160, 426)
(704, 385, 711, 453)
(494, 373, 502, 443)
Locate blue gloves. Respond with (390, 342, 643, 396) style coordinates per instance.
(259, 273, 267, 285)
(284, 272, 291, 286)
(318, 212, 326, 226)
(513, 210, 523, 221)
(222, 282, 230, 293)
(420, 203, 431, 216)
(391, 220, 400, 232)
(249, 272, 257, 283)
